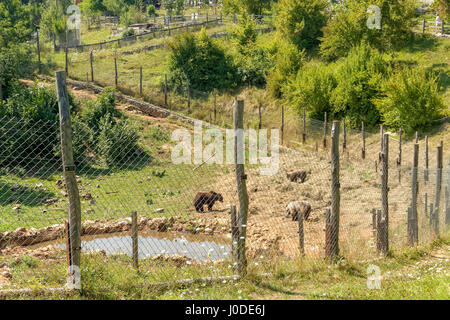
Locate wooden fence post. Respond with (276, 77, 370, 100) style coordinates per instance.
(298, 209, 304, 256)
(415, 131, 419, 144)
(258, 103, 262, 130)
(37, 29, 41, 74)
(328, 120, 340, 260)
(342, 119, 346, 150)
(131, 211, 138, 269)
(139, 66, 143, 96)
(302, 108, 306, 144)
(65, 47, 68, 76)
(234, 100, 248, 277)
(409, 143, 419, 246)
(281, 105, 284, 145)
(90, 51, 94, 82)
(425, 193, 428, 218)
(187, 81, 191, 113)
(379, 133, 389, 255)
(361, 121, 366, 159)
(114, 53, 118, 87)
(164, 74, 168, 106)
(56, 71, 82, 288)
(230, 204, 239, 275)
(433, 143, 443, 236)
(323, 112, 327, 149)
(425, 136, 429, 183)
(214, 90, 217, 123)
(422, 19, 426, 33)
(324, 208, 332, 258)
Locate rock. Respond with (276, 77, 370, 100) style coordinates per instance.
(0, 267, 12, 285)
(35, 183, 44, 189)
(13, 204, 21, 211)
(11, 183, 20, 191)
(154, 208, 164, 213)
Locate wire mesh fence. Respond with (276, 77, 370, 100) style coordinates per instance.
(0, 82, 449, 294)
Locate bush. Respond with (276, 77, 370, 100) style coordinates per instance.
(121, 28, 135, 38)
(167, 28, 239, 92)
(275, 0, 328, 51)
(320, 0, 416, 61)
(0, 82, 78, 167)
(375, 68, 445, 135)
(0, 44, 34, 95)
(97, 115, 140, 166)
(283, 62, 337, 119)
(147, 4, 157, 17)
(267, 40, 306, 99)
(330, 43, 389, 128)
(81, 87, 121, 133)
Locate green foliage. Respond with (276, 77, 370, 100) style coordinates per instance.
(375, 68, 445, 135)
(103, 0, 126, 16)
(0, 0, 34, 47)
(231, 15, 272, 87)
(120, 5, 147, 27)
(267, 40, 306, 99)
(283, 62, 337, 119)
(39, 0, 72, 38)
(0, 44, 34, 93)
(320, 0, 416, 61)
(432, 0, 450, 20)
(81, 88, 121, 133)
(97, 115, 140, 166)
(167, 28, 239, 92)
(222, 0, 272, 15)
(330, 43, 389, 128)
(275, 0, 328, 51)
(162, 0, 184, 16)
(147, 4, 157, 17)
(121, 27, 135, 38)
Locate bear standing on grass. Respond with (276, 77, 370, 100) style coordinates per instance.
(194, 191, 223, 212)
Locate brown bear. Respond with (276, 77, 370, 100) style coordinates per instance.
(286, 201, 311, 221)
(194, 191, 223, 212)
(286, 170, 309, 183)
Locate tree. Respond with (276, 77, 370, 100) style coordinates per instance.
(320, 0, 416, 61)
(162, 0, 184, 16)
(223, 0, 273, 15)
(432, 0, 450, 20)
(275, 0, 328, 51)
(0, 0, 33, 47)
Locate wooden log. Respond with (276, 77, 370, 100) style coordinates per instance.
(409, 143, 419, 246)
(379, 133, 389, 255)
(234, 100, 248, 277)
(56, 71, 82, 288)
(328, 121, 340, 260)
(130, 211, 138, 269)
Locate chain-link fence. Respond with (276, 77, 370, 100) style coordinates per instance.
(1, 82, 449, 294)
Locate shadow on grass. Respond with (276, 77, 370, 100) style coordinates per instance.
(0, 182, 56, 206)
(405, 35, 439, 53)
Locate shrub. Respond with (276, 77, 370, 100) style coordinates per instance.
(167, 28, 239, 92)
(97, 114, 140, 166)
(121, 28, 135, 38)
(375, 68, 445, 135)
(267, 40, 306, 99)
(275, 0, 328, 51)
(320, 0, 416, 61)
(330, 43, 389, 128)
(283, 62, 337, 119)
(81, 87, 121, 133)
(147, 4, 157, 17)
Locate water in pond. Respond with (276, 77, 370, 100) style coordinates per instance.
(53, 231, 231, 262)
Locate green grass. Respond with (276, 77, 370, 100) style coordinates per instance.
(0, 112, 228, 232)
(2, 236, 448, 300)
